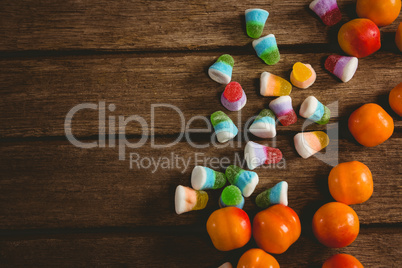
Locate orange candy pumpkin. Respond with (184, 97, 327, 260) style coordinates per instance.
(389, 82, 402, 116)
(348, 103, 394, 147)
(237, 248, 280, 268)
(328, 161, 373, 205)
(356, 0, 401, 27)
(313, 202, 359, 248)
(207, 207, 251, 251)
(253, 204, 301, 254)
(322, 253, 364, 268)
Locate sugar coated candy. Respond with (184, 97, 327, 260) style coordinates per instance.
(219, 185, 245, 209)
(221, 81, 247, 111)
(256, 181, 288, 208)
(225, 165, 259, 198)
(309, 0, 342, 26)
(245, 8, 269, 39)
(294, 131, 329, 159)
(244, 141, 283, 170)
(260, 71, 292, 96)
(299, 96, 331, 125)
(191, 166, 226, 190)
(325, 55, 358, 83)
(175, 185, 208, 215)
(252, 34, 280, 65)
(218, 262, 233, 268)
(290, 62, 316, 89)
(211, 111, 238, 143)
(249, 109, 277, 138)
(208, 54, 234, 84)
(269, 96, 297, 126)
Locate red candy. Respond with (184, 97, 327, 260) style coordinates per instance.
(264, 147, 283, 165)
(223, 82, 243, 102)
(338, 19, 381, 58)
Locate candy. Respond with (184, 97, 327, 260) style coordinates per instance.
(290, 62, 316, 89)
(221, 81, 247, 111)
(252, 34, 280, 65)
(175, 185, 208, 215)
(260, 71, 292, 96)
(325, 55, 358, 82)
(255, 181, 288, 208)
(208, 54, 234, 84)
(269, 96, 297, 126)
(294, 131, 329, 159)
(338, 19, 381, 58)
(299, 96, 331, 125)
(191, 166, 226, 190)
(309, 0, 342, 26)
(225, 165, 259, 197)
(218, 262, 232, 268)
(249, 109, 277, 138)
(219, 185, 245, 209)
(348, 103, 394, 147)
(245, 8, 269, 39)
(211, 111, 238, 143)
(244, 141, 283, 170)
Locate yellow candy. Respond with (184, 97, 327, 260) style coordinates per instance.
(293, 62, 312, 82)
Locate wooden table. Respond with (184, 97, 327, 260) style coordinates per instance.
(0, 0, 401, 267)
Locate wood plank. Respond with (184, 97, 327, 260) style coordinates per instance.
(0, 227, 400, 267)
(0, 0, 400, 51)
(0, 132, 400, 229)
(0, 52, 401, 139)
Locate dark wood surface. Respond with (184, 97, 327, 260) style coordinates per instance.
(0, 0, 401, 267)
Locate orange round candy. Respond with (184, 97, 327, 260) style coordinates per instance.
(328, 161, 373, 205)
(237, 248, 280, 268)
(356, 0, 401, 27)
(323, 254, 364, 268)
(207, 207, 251, 251)
(312, 202, 359, 248)
(389, 82, 402, 116)
(348, 103, 394, 147)
(338, 19, 381, 58)
(397, 23, 402, 52)
(253, 204, 301, 254)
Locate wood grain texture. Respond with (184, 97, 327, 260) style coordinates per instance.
(0, 52, 401, 138)
(0, 0, 401, 51)
(0, 227, 401, 267)
(0, 132, 401, 229)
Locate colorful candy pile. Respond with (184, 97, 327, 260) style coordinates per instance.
(174, 1, 400, 266)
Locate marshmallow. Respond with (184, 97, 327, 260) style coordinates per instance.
(300, 96, 331, 125)
(290, 62, 317, 89)
(260, 71, 292, 96)
(309, 0, 342, 26)
(225, 165, 259, 198)
(269, 96, 297, 126)
(249, 109, 277, 138)
(219, 185, 245, 209)
(256, 181, 288, 208)
(191, 166, 226, 190)
(252, 34, 280, 65)
(244, 141, 283, 170)
(221, 81, 247, 111)
(208, 54, 234, 84)
(211, 111, 238, 143)
(175, 185, 208, 215)
(325, 55, 358, 82)
(294, 131, 329, 159)
(218, 262, 233, 268)
(245, 8, 269, 39)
